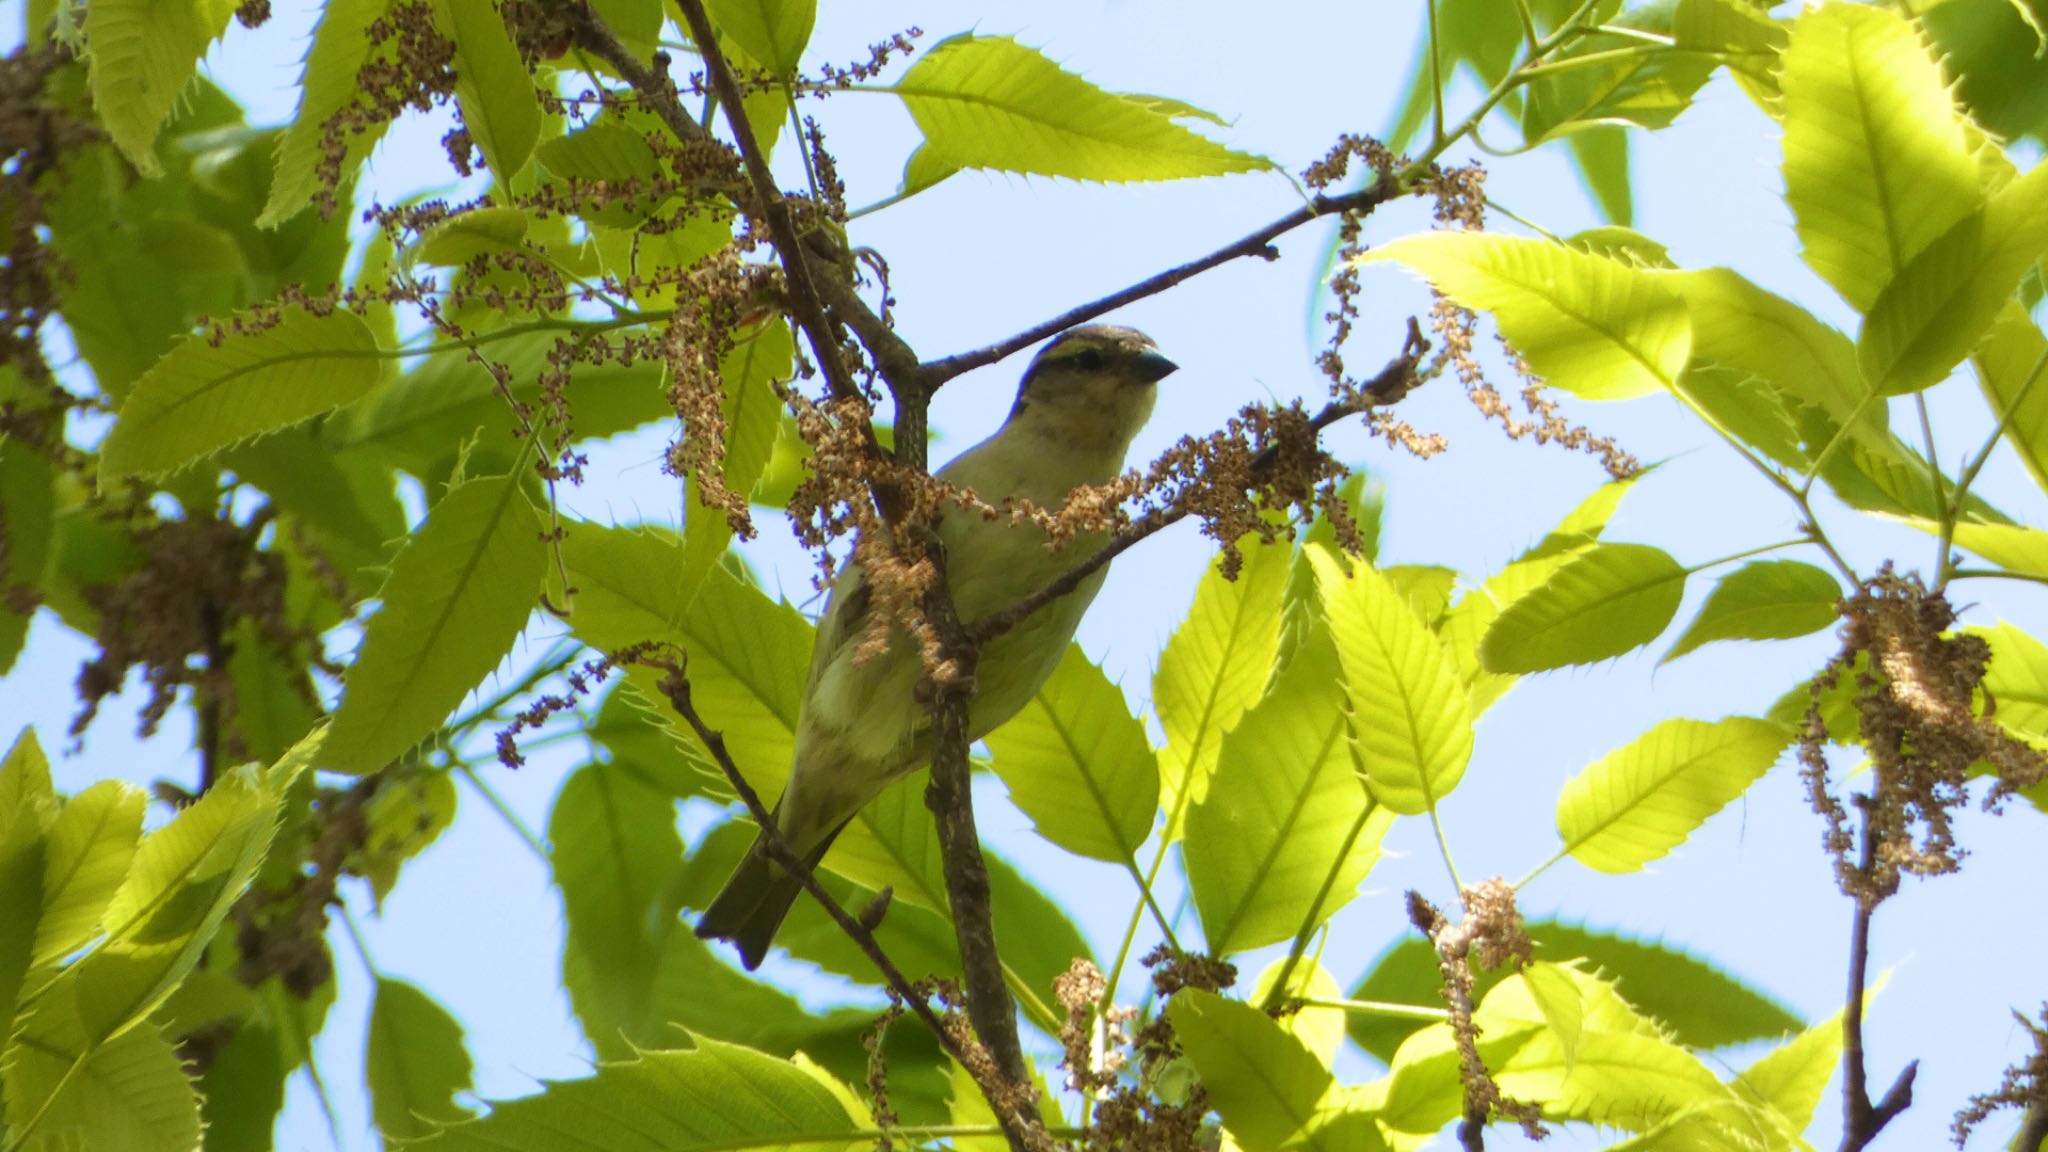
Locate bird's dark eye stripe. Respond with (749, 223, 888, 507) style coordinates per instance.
(1071, 348, 1105, 370)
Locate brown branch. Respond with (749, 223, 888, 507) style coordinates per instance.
(1839, 800, 1918, 1152)
(914, 536, 1029, 1093)
(968, 325, 1428, 648)
(641, 650, 1048, 1152)
(920, 185, 1402, 387)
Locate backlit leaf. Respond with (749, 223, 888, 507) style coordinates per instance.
(431, 0, 541, 180)
(324, 473, 545, 774)
(261, 0, 403, 227)
(986, 646, 1159, 863)
(1557, 716, 1791, 872)
(1364, 231, 1690, 400)
(1664, 560, 1841, 661)
(1482, 542, 1687, 672)
(84, 0, 236, 174)
(367, 978, 475, 1140)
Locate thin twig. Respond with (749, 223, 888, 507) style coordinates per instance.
(641, 651, 1050, 1152)
(921, 185, 1401, 387)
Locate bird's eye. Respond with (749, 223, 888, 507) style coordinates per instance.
(1071, 348, 1105, 371)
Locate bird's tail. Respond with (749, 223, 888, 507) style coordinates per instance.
(695, 814, 847, 970)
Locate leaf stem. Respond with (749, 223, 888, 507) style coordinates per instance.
(1297, 995, 1453, 1022)
(456, 763, 549, 860)
(1937, 342, 2048, 592)
(1681, 537, 1808, 575)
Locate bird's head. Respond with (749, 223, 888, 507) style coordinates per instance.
(1004, 325, 1178, 451)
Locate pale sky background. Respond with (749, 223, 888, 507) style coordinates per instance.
(3, 1, 2047, 1149)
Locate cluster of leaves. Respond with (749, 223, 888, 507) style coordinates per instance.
(3, 0, 2048, 1148)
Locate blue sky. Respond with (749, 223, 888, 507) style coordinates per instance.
(5, 1, 2048, 1149)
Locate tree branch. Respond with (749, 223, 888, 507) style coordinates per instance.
(1839, 800, 1918, 1152)
(642, 651, 1049, 1152)
(920, 185, 1402, 387)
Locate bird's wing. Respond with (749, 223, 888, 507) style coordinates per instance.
(802, 557, 872, 698)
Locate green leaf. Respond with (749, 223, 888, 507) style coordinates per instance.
(1348, 919, 1800, 1064)
(1557, 716, 1791, 873)
(1676, 0, 1787, 92)
(551, 760, 683, 1058)
(1780, 2, 1982, 311)
(1980, 622, 2048, 741)
(367, 978, 475, 1140)
(1565, 126, 1632, 226)
(892, 34, 1272, 193)
(705, 0, 816, 75)
(1664, 560, 1842, 661)
(1, 1003, 200, 1152)
(323, 473, 546, 774)
(260, 0, 403, 227)
(1170, 989, 1347, 1152)
(1734, 1006, 1843, 1137)
(342, 332, 670, 478)
(352, 769, 457, 903)
(1860, 160, 2048, 395)
(1521, 13, 1718, 145)
(0, 803, 45, 1029)
(1926, 0, 2048, 142)
(984, 645, 1158, 863)
(84, 0, 237, 174)
(415, 205, 531, 267)
(1480, 542, 1688, 672)
(559, 527, 812, 798)
(408, 1037, 858, 1152)
(1311, 548, 1473, 815)
(196, 1018, 292, 1152)
(0, 726, 55, 827)
(431, 0, 541, 180)
(1975, 303, 2048, 498)
(101, 308, 393, 480)
(1186, 630, 1392, 955)
(1363, 231, 1691, 400)
(1950, 520, 2048, 577)
(36, 780, 145, 966)
(1661, 267, 1874, 431)
(1155, 538, 1288, 835)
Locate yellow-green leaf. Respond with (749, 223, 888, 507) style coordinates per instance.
(260, 0, 403, 227)
(1480, 542, 1688, 672)
(1664, 560, 1842, 662)
(1859, 160, 2048, 395)
(892, 35, 1272, 193)
(1975, 303, 2048, 498)
(1364, 231, 1691, 400)
(84, 0, 237, 174)
(1170, 989, 1343, 1152)
(366, 978, 475, 1139)
(985, 645, 1159, 863)
(705, 0, 815, 76)
(1155, 537, 1288, 835)
(1781, 3, 1982, 311)
(431, 0, 541, 180)
(1311, 547, 1473, 814)
(1557, 716, 1791, 873)
(102, 309, 393, 480)
(36, 780, 145, 966)
(324, 473, 546, 774)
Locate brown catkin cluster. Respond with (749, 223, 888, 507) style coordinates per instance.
(1801, 567, 2048, 907)
(1952, 1005, 2048, 1148)
(311, 0, 459, 218)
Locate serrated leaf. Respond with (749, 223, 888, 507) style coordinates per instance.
(1565, 126, 1632, 226)
(1781, 3, 1982, 311)
(1860, 160, 2048, 395)
(415, 205, 531, 267)
(1311, 548, 1473, 814)
(1661, 267, 1873, 431)
(2, 1000, 200, 1152)
(431, 0, 541, 180)
(0, 803, 45, 1030)
(892, 34, 1272, 193)
(1186, 630, 1392, 955)
(101, 308, 393, 479)
(260, 0, 402, 227)
(1363, 231, 1691, 400)
(410, 1038, 858, 1151)
(0, 726, 55, 828)
(36, 780, 145, 966)
(1951, 520, 2048, 577)
(1926, 0, 2048, 143)
(1665, 560, 1842, 661)
(1481, 542, 1688, 672)
(1557, 716, 1791, 873)
(1155, 538, 1289, 838)
(367, 978, 475, 1140)
(324, 473, 546, 774)
(705, 0, 816, 75)
(985, 645, 1159, 863)
(560, 527, 812, 798)
(1980, 622, 2048, 740)
(1975, 302, 2048, 498)
(84, 0, 237, 174)
(1170, 989, 1344, 1152)
(352, 769, 457, 903)
(551, 760, 682, 1058)
(1521, 12, 1717, 146)
(1348, 919, 1800, 1064)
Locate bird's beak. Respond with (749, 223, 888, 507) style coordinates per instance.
(1132, 349, 1179, 383)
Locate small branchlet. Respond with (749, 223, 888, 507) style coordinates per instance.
(1408, 882, 1546, 1149)
(1952, 1005, 2048, 1149)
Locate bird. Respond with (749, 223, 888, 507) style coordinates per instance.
(696, 324, 1178, 969)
